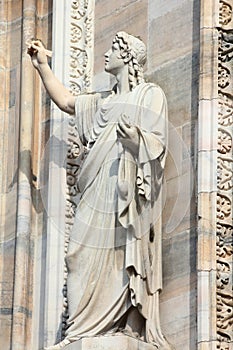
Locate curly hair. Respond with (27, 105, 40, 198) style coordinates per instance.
(113, 31, 147, 90)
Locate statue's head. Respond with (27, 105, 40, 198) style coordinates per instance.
(105, 31, 147, 90)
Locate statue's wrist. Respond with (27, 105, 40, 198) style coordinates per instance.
(37, 61, 49, 72)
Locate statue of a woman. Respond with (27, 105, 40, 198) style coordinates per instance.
(28, 31, 171, 350)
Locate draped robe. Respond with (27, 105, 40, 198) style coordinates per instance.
(65, 82, 168, 347)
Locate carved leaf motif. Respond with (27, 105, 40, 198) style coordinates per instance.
(219, 93, 233, 126)
(71, 24, 82, 43)
(217, 157, 233, 191)
(69, 81, 82, 94)
(217, 6, 233, 348)
(85, 15, 93, 47)
(70, 47, 88, 67)
(65, 200, 77, 219)
(71, 0, 88, 19)
(66, 164, 80, 192)
(219, 28, 233, 63)
(67, 141, 81, 159)
(220, 0, 233, 25)
(218, 129, 232, 154)
(218, 64, 231, 89)
(217, 223, 233, 244)
(217, 194, 231, 220)
(217, 293, 233, 330)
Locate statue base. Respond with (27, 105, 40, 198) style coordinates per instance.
(64, 334, 158, 350)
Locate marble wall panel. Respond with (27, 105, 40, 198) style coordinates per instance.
(94, 0, 148, 90)
(147, 1, 200, 348)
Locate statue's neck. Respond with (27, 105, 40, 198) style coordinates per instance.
(114, 66, 130, 95)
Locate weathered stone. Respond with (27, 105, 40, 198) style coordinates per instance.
(64, 335, 158, 350)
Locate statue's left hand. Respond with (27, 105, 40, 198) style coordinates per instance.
(117, 114, 139, 155)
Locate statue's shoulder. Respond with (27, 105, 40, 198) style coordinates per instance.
(75, 90, 114, 108)
(137, 82, 166, 101)
(140, 82, 164, 92)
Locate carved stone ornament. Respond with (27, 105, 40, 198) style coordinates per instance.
(217, 1, 233, 349)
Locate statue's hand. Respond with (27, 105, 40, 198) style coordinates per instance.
(117, 114, 139, 156)
(27, 39, 49, 69)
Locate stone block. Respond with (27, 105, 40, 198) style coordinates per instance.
(0, 0, 22, 22)
(197, 192, 217, 233)
(197, 270, 217, 342)
(36, 0, 53, 18)
(148, 0, 199, 69)
(197, 341, 218, 350)
(1, 19, 22, 69)
(198, 151, 218, 192)
(198, 99, 218, 151)
(162, 171, 196, 235)
(65, 335, 157, 350)
(200, 0, 219, 29)
(147, 52, 198, 129)
(199, 28, 219, 100)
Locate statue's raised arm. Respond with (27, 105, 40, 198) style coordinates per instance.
(28, 39, 75, 115)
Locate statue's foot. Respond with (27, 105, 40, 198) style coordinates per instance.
(44, 338, 71, 349)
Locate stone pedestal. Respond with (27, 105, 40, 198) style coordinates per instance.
(65, 335, 157, 350)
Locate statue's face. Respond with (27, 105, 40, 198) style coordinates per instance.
(104, 41, 125, 75)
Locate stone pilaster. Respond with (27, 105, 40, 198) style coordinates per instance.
(197, 1, 219, 349)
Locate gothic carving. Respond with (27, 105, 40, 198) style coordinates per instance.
(217, 157, 233, 191)
(217, 128, 232, 154)
(218, 64, 231, 89)
(69, 0, 94, 93)
(219, 93, 233, 126)
(219, 0, 233, 25)
(62, 0, 94, 336)
(217, 2, 233, 348)
(216, 194, 231, 220)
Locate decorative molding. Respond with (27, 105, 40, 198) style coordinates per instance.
(217, 1, 233, 348)
(62, 0, 95, 336)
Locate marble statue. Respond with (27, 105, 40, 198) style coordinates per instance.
(28, 31, 171, 350)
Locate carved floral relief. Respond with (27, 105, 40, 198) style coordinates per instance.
(217, 1, 233, 348)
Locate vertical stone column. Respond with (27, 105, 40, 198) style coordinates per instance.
(0, 1, 23, 348)
(197, 1, 219, 349)
(10, 1, 37, 349)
